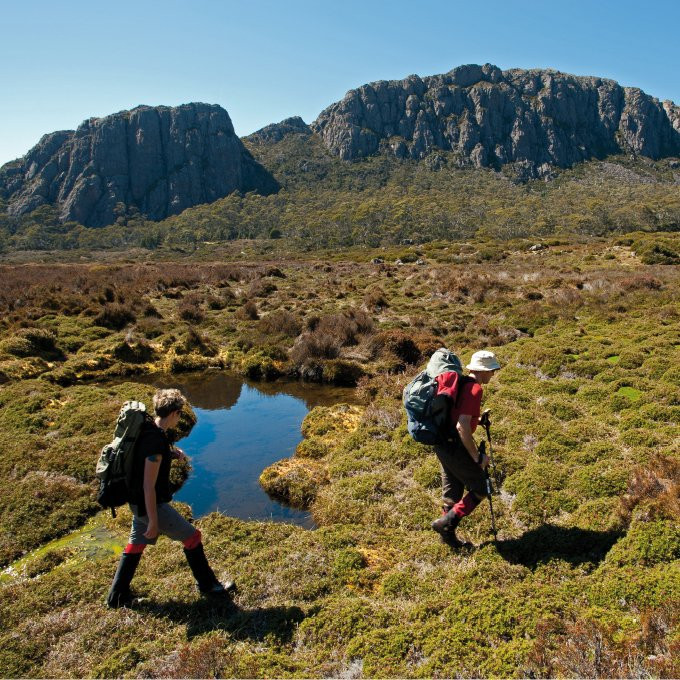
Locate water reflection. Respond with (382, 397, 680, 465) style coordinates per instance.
(171, 371, 243, 411)
(144, 371, 357, 527)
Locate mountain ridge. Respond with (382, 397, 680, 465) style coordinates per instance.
(2, 65, 679, 230)
(310, 63, 680, 177)
(0, 103, 278, 227)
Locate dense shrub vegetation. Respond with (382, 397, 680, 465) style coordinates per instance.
(0, 234, 678, 677)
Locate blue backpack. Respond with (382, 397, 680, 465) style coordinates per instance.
(403, 348, 464, 445)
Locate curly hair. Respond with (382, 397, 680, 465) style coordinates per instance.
(152, 388, 186, 417)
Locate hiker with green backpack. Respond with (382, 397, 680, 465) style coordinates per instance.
(105, 388, 236, 608)
(403, 348, 500, 546)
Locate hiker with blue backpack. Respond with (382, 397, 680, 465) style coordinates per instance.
(403, 349, 500, 546)
(105, 388, 236, 608)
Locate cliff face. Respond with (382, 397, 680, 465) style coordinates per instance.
(312, 64, 680, 176)
(0, 103, 278, 227)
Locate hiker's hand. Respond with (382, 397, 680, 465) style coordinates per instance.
(172, 446, 187, 461)
(144, 522, 159, 540)
(479, 409, 491, 427)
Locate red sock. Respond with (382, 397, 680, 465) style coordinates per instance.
(124, 543, 146, 554)
(451, 492, 481, 518)
(182, 529, 202, 550)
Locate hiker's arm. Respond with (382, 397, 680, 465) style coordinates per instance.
(456, 415, 487, 468)
(142, 455, 161, 539)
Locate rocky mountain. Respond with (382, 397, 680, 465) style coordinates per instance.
(312, 63, 680, 177)
(246, 116, 311, 145)
(0, 103, 278, 227)
(3, 66, 679, 230)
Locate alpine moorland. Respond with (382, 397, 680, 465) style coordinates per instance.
(0, 64, 678, 678)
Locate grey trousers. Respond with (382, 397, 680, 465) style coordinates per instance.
(128, 503, 196, 546)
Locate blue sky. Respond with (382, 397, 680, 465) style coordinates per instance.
(2, 0, 679, 165)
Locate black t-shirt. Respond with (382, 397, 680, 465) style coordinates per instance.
(127, 419, 173, 516)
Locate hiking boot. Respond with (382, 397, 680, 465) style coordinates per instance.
(432, 512, 467, 549)
(184, 543, 236, 597)
(107, 590, 135, 608)
(441, 528, 465, 548)
(202, 580, 237, 599)
(431, 509, 462, 537)
(107, 552, 142, 608)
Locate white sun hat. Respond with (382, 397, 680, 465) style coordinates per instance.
(466, 350, 501, 372)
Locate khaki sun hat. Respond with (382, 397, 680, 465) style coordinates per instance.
(466, 350, 501, 372)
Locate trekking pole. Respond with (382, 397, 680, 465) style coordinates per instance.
(479, 441, 498, 542)
(481, 411, 499, 490)
(485, 472, 498, 543)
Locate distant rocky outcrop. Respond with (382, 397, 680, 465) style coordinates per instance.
(312, 64, 680, 176)
(247, 116, 311, 144)
(0, 103, 279, 227)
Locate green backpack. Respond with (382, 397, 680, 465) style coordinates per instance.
(95, 401, 148, 516)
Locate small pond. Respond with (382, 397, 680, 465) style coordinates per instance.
(145, 371, 357, 528)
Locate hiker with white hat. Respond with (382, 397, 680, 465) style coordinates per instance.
(430, 350, 501, 545)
